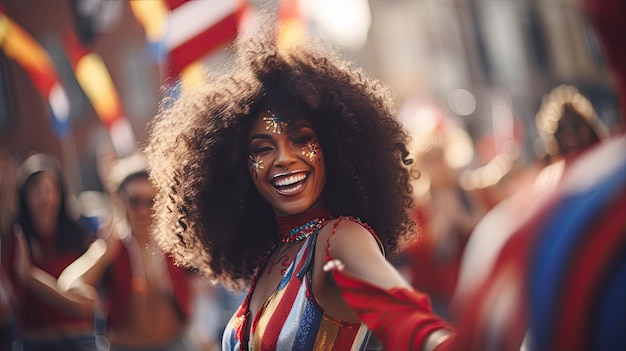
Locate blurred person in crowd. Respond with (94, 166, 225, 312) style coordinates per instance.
(404, 125, 485, 319)
(453, 85, 610, 314)
(187, 279, 222, 351)
(58, 152, 198, 351)
(448, 0, 626, 350)
(4, 153, 96, 351)
(188, 278, 245, 351)
(146, 28, 454, 351)
(535, 84, 609, 164)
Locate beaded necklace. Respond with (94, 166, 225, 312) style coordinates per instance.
(277, 218, 327, 243)
(255, 207, 333, 277)
(276, 206, 332, 243)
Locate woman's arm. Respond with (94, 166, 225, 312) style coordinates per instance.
(317, 218, 454, 351)
(13, 227, 95, 318)
(57, 228, 121, 307)
(324, 219, 409, 289)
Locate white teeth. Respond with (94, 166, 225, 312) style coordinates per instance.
(274, 173, 306, 187)
(280, 183, 303, 193)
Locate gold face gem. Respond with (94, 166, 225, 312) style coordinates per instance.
(263, 110, 289, 135)
(249, 154, 264, 177)
(302, 142, 321, 163)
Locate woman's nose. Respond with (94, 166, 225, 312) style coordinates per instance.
(274, 141, 298, 169)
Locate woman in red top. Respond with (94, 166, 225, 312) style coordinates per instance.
(6, 153, 96, 351)
(56, 153, 195, 351)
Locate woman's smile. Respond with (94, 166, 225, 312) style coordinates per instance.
(272, 171, 309, 196)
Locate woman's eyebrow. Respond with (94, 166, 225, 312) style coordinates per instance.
(249, 133, 272, 142)
(286, 122, 312, 133)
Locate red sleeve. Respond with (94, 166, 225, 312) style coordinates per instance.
(583, 0, 626, 118)
(166, 256, 192, 321)
(104, 245, 131, 328)
(331, 268, 455, 350)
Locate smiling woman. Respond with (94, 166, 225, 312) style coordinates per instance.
(146, 28, 453, 350)
(247, 109, 326, 216)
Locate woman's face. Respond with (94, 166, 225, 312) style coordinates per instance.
(26, 171, 61, 235)
(120, 176, 155, 238)
(247, 109, 326, 216)
(555, 109, 597, 156)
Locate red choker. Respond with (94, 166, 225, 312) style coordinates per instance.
(276, 207, 332, 243)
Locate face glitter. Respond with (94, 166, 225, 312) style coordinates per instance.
(249, 154, 264, 177)
(302, 141, 321, 163)
(262, 110, 290, 135)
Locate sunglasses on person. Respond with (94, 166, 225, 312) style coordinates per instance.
(126, 196, 154, 209)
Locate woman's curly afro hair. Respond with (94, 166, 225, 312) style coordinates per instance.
(146, 33, 417, 290)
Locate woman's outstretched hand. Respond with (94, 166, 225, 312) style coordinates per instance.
(323, 259, 345, 272)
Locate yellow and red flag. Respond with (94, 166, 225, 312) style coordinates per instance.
(62, 29, 136, 157)
(0, 10, 70, 136)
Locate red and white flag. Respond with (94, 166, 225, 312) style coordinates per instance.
(164, 0, 247, 78)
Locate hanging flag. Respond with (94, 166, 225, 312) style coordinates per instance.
(0, 11, 70, 137)
(276, 0, 306, 50)
(130, 0, 249, 93)
(62, 29, 136, 157)
(164, 0, 247, 79)
(128, 0, 169, 63)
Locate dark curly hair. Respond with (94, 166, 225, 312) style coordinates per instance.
(147, 34, 416, 289)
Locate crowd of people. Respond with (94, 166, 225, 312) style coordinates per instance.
(1, 0, 625, 350)
(0, 150, 241, 351)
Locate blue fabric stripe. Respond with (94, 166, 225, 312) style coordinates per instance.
(293, 298, 323, 350)
(593, 244, 626, 351)
(528, 162, 626, 350)
(358, 330, 371, 351)
(228, 327, 237, 350)
(278, 237, 310, 291)
(278, 257, 296, 291)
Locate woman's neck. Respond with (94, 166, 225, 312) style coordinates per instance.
(34, 221, 56, 239)
(275, 206, 332, 244)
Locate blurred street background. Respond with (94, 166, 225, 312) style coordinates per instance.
(0, 1, 624, 349)
(0, 0, 622, 196)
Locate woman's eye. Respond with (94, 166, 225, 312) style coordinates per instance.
(250, 146, 273, 154)
(293, 135, 313, 145)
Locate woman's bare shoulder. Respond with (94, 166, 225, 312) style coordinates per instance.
(318, 217, 382, 259)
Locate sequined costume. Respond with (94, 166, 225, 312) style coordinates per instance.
(222, 217, 372, 351)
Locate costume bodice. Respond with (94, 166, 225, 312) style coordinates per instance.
(222, 220, 372, 351)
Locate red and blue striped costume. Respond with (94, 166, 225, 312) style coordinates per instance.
(452, 136, 626, 350)
(222, 218, 371, 351)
